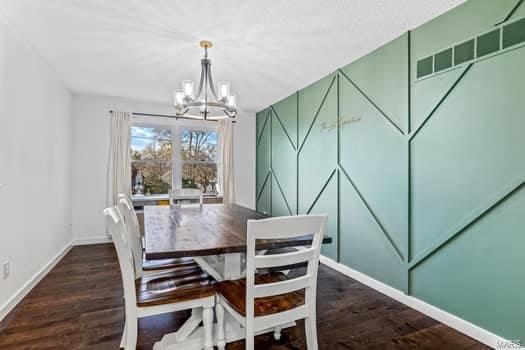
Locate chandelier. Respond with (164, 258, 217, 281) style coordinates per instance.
(173, 40, 237, 120)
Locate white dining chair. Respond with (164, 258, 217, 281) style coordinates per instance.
(215, 214, 327, 350)
(118, 193, 137, 226)
(117, 195, 199, 278)
(104, 206, 216, 350)
(169, 188, 203, 209)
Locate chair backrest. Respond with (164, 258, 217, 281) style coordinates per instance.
(118, 192, 135, 212)
(118, 193, 140, 229)
(117, 194, 140, 235)
(103, 206, 138, 316)
(169, 188, 203, 207)
(117, 197, 143, 278)
(245, 214, 327, 322)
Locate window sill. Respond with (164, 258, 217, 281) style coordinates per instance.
(131, 194, 223, 206)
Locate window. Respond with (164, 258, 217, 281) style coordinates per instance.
(181, 129, 218, 195)
(131, 127, 173, 195)
(130, 125, 219, 196)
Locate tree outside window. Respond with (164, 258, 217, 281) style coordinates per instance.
(181, 129, 218, 195)
(131, 127, 172, 195)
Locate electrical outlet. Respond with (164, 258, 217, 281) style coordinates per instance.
(3, 260, 10, 280)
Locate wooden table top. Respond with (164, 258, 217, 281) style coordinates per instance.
(144, 204, 332, 260)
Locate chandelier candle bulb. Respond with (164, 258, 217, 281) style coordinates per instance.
(174, 90, 184, 106)
(218, 81, 230, 100)
(227, 95, 237, 109)
(182, 80, 194, 99)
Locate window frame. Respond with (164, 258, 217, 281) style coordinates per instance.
(130, 118, 219, 196)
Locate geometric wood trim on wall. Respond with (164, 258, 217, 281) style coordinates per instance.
(256, 0, 525, 341)
(259, 66, 408, 273)
(409, 5, 525, 342)
(408, 4, 525, 268)
(408, 176, 524, 269)
(258, 10, 525, 266)
(338, 69, 405, 136)
(339, 164, 404, 261)
(408, 4, 525, 290)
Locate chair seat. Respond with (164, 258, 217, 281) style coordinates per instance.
(136, 267, 215, 307)
(216, 272, 305, 317)
(142, 257, 198, 271)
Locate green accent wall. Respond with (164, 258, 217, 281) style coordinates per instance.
(256, 0, 525, 342)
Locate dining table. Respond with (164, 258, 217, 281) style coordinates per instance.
(146, 204, 332, 350)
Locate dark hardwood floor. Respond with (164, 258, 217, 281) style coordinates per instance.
(0, 244, 489, 350)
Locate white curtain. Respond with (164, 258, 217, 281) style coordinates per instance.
(218, 119, 235, 204)
(106, 111, 132, 206)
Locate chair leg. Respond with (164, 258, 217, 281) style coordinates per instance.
(246, 335, 254, 350)
(245, 323, 254, 350)
(125, 317, 138, 350)
(216, 303, 226, 350)
(305, 313, 318, 350)
(273, 325, 282, 340)
(120, 319, 127, 349)
(203, 306, 214, 350)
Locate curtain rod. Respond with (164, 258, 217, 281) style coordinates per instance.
(108, 110, 236, 123)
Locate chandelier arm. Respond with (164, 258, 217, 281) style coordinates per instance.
(195, 60, 206, 100)
(206, 64, 219, 101)
(223, 109, 237, 118)
(204, 63, 208, 106)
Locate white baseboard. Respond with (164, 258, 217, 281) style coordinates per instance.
(0, 241, 73, 322)
(73, 235, 112, 246)
(320, 255, 512, 349)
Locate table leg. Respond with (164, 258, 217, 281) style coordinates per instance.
(194, 253, 243, 281)
(193, 256, 224, 281)
(174, 308, 202, 342)
(222, 253, 243, 280)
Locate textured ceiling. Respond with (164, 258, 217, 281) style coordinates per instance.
(0, 0, 464, 113)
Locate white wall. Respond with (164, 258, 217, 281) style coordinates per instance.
(71, 93, 255, 243)
(0, 13, 73, 315)
(232, 111, 256, 209)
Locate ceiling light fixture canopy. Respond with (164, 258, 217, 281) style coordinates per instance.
(173, 40, 237, 120)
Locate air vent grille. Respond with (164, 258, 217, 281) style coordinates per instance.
(417, 56, 433, 78)
(503, 17, 525, 49)
(416, 16, 525, 80)
(435, 48, 453, 72)
(476, 29, 501, 57)
(454, 39, 475, 65)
